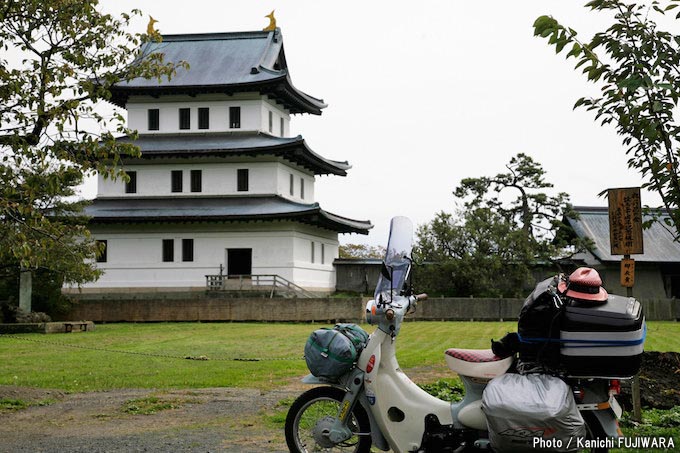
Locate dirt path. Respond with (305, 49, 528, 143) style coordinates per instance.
(8, 355, 673, 453)
(0, 384, 304, 453)
(0, 365, 450, 453)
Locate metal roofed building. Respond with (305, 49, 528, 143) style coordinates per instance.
(562, 206, 680, 298)
(76, 28, 371, 293)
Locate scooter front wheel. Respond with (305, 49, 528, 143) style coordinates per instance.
(285, 386, 372, 453)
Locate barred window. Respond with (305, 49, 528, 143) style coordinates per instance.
(162, 239, 174, 262)
(171, 170, 183, 192)
(237, 169, 249, 192)
(182, 239, 194, 262)
(179, 108, 190, 130)
(190, 170, 202, 193)
(229, 106, 241, 128)
(148, 109, 159, 131)
(96, 240, 107, 263)
(125, 171, 137, 194)
(198, 108, 209, 130)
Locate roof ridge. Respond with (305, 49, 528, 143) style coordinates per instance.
(252, 29, 284, 75)
(161, 31, 270, 42)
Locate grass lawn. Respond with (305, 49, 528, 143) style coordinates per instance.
(0, 321, 678, 392)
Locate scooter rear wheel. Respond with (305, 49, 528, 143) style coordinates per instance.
(285, 386, 372, 453)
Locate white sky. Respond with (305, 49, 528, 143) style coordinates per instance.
(89, 1, 661, 246)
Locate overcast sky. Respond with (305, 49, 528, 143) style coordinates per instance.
(90, 1, 661, 246)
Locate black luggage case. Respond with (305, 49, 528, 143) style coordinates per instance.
(517, 276, 563, 370)
(560, 294, 645, 378)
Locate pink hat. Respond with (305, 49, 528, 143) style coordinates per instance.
(558, 267, 608, 302)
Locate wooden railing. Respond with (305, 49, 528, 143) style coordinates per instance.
(205, 274, 316, 298)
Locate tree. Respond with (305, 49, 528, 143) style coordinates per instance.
(417, 208, 534, 297)
(0, 1, 184, 301)
(533, 0, 680, 238)
(454, 153, 577, 259)
(338, 244, 386, 259)
(415, 153, 578, 297)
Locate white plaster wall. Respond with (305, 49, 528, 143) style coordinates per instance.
(260, 99, 289, 137)
(97, 161, 314, 198)
(98, 174, 125, 197)
(80, 222, 339, 290)
(276, 165, 315, 202)
(126, 94, 290, 135)
(291, 230, 339, 288)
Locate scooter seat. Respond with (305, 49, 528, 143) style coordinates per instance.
(445, 348, 512, 379)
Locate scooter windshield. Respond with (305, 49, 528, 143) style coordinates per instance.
(374, 216, 413, 300)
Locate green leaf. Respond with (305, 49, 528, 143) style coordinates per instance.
(573, 97, 587, 109)
(533, 15, 559, 37)
(644, 122, 659, 140)
(567, 42, 582, 58)
(556, 38, 568, 53)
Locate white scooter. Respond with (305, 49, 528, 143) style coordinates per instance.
(285, 216, 623, 452)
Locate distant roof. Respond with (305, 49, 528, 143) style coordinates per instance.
(109, 30, 326, 114)
(117, 132, 350, 176)
(84, 196, 372, 234)
(564, 206, 680, 262)
(333, 258, 383, 265)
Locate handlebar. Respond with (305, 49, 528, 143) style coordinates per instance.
(366, 293, 427, 333)
(405, 293, 427, 316)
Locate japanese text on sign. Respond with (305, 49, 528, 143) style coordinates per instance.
(620, 258, 635, 288)
(608, 187, 644, 255)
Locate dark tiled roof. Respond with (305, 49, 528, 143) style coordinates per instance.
(110, 30, 326, 114)
(84, 196, 372, 234)
(118, 132, 350, 176)
(565, 206, 680, 262)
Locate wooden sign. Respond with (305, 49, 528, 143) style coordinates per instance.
(620, 258, 635, 288)
(608, 187, 644, 255)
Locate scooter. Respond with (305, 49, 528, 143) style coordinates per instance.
(285, 216, 623, 452)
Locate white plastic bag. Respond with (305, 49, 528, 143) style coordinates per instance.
(482, 373, 586, 452)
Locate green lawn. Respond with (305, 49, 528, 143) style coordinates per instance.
(0, 321, 677, 392)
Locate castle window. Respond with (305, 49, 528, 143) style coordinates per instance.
(229, 106, 241, 128)
(96, 240, 107, 263)
(237, 169, 249, 192)
(280, 117, 284, 136)
(171, 170, 183, 193)
(125, 171, 137, 194)
(179, 108, 191, 130)
(148, 109, 159, 131)
(162, 239, 174, 262)
(321, 243, 325, 265)
(182, 239, 194, 262)
(289, 173, 294, 196)
(190, 170, 202, 193)
(198, 108, 209, 130)
(311, 241, 315, 263)
(300, 178, 305, 199)
(268, 111, 273, 133)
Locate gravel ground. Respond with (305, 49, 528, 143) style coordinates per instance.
(0, 385, 302, 453)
